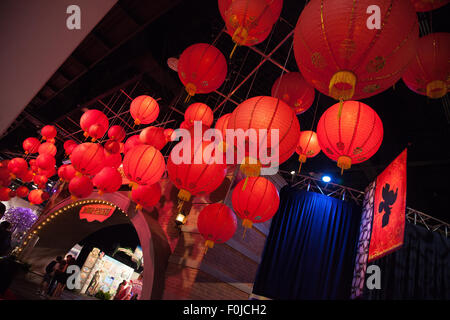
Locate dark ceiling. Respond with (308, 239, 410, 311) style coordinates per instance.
(1, 0, 449, 222)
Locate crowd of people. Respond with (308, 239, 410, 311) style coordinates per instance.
(38, 255, 77, 299)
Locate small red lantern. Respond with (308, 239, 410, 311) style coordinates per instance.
(80, 109, 109, 138)
(271, 72, 315, 115)
(69, 176, 93, 200)
(184, 103, 214, 127)
(88, 123, 107, 142)
(296, 130, 321, 172)
(8, 158, 28, 176)
(36, 154, 56, 171)
(108, 125, 126, 142)
(197, 203, 237, 250)
(131, 183, 162, 210)
(63, 140, 78, 156)
(37, 166, 56, 178)
(402, 33, 449, 99)
(177, 43, 227, 100)
(164, 128, 174, 142)
(104, 140, 121, 154)
(123, 135, 143, 154)
(0, 168, 11, 187)
(58, 164, 77, 182)
(38, 142, 57, 156)
(130, 95, 160, 126)
(316, 101, 383, 174)
(0, 187, 11, 201)
(41, 125, 57, 141)
(103, 151, 122, 168)
(23, 137, 40, 154)
(409, 0, 448, 12)
(93, 167, 122, 195)
(70, 143, 105, 176)
(16, 186, 29, 198)
(123, 145, 165, 187)
(139, 126, 167, 150)
(33, 174, 48, 187)
(28, 189, 45, 205)
(232, 177, 279, 231)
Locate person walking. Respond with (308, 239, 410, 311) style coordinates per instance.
(50, 260, 67, 299)
(38, 256, 62, 296)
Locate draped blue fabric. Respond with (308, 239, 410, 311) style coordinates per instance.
(252, 186, 361, 299)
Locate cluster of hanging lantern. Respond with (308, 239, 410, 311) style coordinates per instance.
(2, 0, 448, 253)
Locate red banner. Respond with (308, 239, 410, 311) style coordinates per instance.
(368, 149, 407, 262)
(79, 204, 115, 223)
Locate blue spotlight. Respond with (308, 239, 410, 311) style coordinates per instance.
(322, 175, 331, 183)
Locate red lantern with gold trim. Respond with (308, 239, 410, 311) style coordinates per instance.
(108, 125, 126, 142)
(93, 167, 122, 195)
(184, 103, 214, 127)
(23, 137, 40, 154)
(131, 183, 161, 210)
(177, 43, 227, 100)
(33, 174, 48, 188)
(36, 154, 55, 171)
(104, 140, 121, 154)
(70, 143, 105, 176)
(139, 126, 167, 150)
(293, 0, 419, 101)
(38, 142, 57, 156)
(130, 95, 160, 126)
(271, 72, 315, 115)
(88, 123, 108, 142)
(41, 125, 57, 141)
(197, 203, 237, 250)
(122, 145, 165, 187)
(316, 101, 383, 174)
(58, 164, 77, 182)
(402, 32, 449, 99)
(63, 140, 78, 156)
(296, 130, 321, 172)
(8, 158, 28, 176)
(16, 186, 29, 198)
(69, 176, 93, 200)
(231, 177, 279, 231)
(80, 109, 109, 138)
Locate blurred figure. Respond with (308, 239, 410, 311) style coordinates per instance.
(38, 255, 63, 296)
(129, 274, 143, 300)
(0, 221, 12, 257)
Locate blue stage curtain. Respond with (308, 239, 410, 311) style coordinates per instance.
(252, 186, 361, 299)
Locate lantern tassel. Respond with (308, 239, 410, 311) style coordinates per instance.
(337, 98, 344, 119)
(229, 43, 238, 59)
(242, 177, 249, 191)
(242, 227, 247, 240)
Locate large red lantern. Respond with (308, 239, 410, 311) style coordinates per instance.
(139, 126, 167, 150)
(130, 95, 160, 126)
(0, 187, 11, 201)
(316, 101, 383, 174)
(63, 140, 78, 156)
(69, 176, 93, 200)
(108, 125, 126, 142)
(409, 0, 448, 12)
(58, 164, 77, 182)
(177, 43, 227, 100)
(227, 96, 300, 177)
(232, 177, 280, 231)
(41, 125, 57, 141)
(219, 0, 283, 56)
(271, 72, 315, 115)
(16, 186, 29, 198)
(70, 143, 105, 176)
(28, 189, 45, 205)
(38, 142, 57, 156)
(93, 167, 122, 195)
(123, 135, 143, 154)
(167, 140, 227, 202)
(36, 154, 56, 171)
(293, 0, 419, 101)
(296, 130, 321, 172)
(8, 158, 28, 176)
(80, 109, 109, 138)
(123, 145, 165, 187)
(402, 33, 449, 99)
(184, 103, 214, 127)
(131, 183, 161, 210)
(197, 203, 237, 249)
(23, 137, 40, 154)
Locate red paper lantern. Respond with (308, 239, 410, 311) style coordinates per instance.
(177, 43, 227, 99)
(103, 151, 122, 168)
(88, 123, 107, 142)
(271, 72, 315, 115)
(20, 170, 34, 183)
(123, 145, 165, 187)
(197, 203, 237, 249)
(33, 174, 48, 187)
(184, 103, 214, 127)
(167, 141, 227, 202)
(38, 166, 56, 178)
(131, 183, 161, 210)
(108, 125, 126, 142)
(130, 95, 160, 126)
(80, 109, 109, 138)
(0, 167, 11, 187)
(293, 0, 419, 101)
(58, 164, 77, 182)
(38, 142, 57, 156)
(316, 101, 383, 174)
(63, 140, 78, 155)
(232, 176, 280, 230)
(16, 186, 29, 198)
(9, 189, 17, 198)
(28, 189, 45, 205)
(227, 96, 300, 176)
(8, 158, 28, 176)
(70, 143, 105, 176)
(402, 32, 449, 99)
(36, 154, 55, 171)
(164, 128, 175, 142)
(0, 187, 11, 201)
(215, 113, 231, 136)
(409, 0, 448, 12)
(296, 131, 321, 172)
(29, 159, 38, 173)
(139, 126, 167, 150)
(69, 176, 93, 200)
(179, 121, 192, 130)
(23, 137, 40, 154)
(41, 125, 57, 141)
(104, 140, 121, 154)
(93, 167, 122, 194)
(219, 0, 283, 54)
(124, 135, 143, 154)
